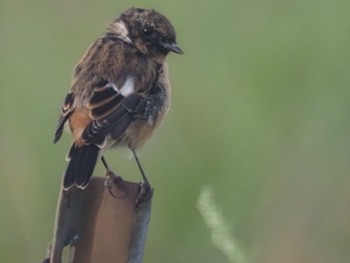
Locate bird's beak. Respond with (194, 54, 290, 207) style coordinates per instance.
(162, 41, 183, 54)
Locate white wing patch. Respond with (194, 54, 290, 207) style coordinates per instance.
(108, 77, 134, 97)
(119, 77, 135, 97)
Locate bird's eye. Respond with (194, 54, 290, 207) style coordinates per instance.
(142, 26, 154, 37)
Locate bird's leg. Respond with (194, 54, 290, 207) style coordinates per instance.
(130, 149, 153, 209)
(101, 156, 126, 198)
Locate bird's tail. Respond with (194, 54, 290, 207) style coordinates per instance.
(63, 144, 100, 189)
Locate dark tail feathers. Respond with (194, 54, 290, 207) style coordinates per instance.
(63, 144, 100, 189)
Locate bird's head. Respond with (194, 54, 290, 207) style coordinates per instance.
(109, 7, 183, 57)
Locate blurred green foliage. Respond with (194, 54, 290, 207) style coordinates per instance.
(1, 0, 350, 262)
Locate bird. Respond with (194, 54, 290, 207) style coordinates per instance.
(54, 7, 182, 191)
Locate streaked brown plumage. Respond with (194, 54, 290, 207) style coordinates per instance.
(54, 7, 182, 189)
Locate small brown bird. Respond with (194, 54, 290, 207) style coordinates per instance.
(54, 7, 182, 190)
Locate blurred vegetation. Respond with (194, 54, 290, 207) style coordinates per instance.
(1, 0, 350, 262)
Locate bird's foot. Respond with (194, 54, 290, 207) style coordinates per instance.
(135, 180, 153, 210)
(104, 170, 127, 198)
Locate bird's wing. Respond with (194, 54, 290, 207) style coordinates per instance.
(81, 77, 146, 145)
(54, 92, 75, 143)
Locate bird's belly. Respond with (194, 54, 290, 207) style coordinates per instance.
(110, 115, 165, 151)
(109, 84, 170, 151)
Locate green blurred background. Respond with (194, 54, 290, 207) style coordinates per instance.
(1, 0, 350, 262)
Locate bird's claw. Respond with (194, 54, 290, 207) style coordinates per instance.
(135, 181, 153, 210)
(104, 170, 127, 198)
